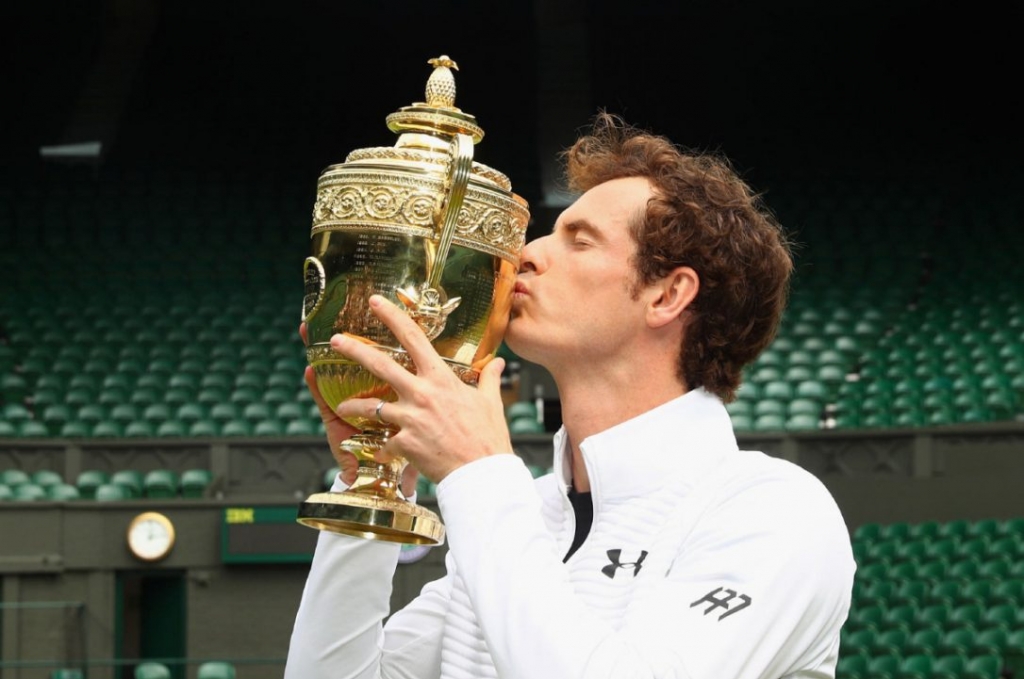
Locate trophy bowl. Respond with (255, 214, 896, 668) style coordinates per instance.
(296, 56, 530, 545)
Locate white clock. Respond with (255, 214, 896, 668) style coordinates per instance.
(126, 511, 176, 562)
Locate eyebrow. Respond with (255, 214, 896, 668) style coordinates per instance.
(554, 219, 605, 241)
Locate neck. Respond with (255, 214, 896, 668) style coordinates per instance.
(552, 359, 687, 493)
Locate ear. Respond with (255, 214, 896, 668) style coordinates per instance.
(645, 266, 699, 329)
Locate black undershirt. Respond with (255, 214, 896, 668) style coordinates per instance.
(563, 487, 594, 562)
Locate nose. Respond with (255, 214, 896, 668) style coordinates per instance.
(518, 235, 547, 274)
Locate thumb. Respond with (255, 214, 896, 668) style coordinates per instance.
(478, 356, 506, 397)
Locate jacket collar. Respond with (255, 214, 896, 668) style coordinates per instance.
(551, 388, 738, 502)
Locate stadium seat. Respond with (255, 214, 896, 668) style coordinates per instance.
(111, 470, 144, 498)
(144, 469, 179, 499)
(835, 652, 868, 679)
(197, 662, 236, 679)
(75, 470, 109, 499)
(872, 627, 910, 656)
(50, 669, 85, 679)
(180, 469, 213, 498)
(48, 483, 81, 501)
(134, 662, 171, 679)
(963, 654, 1002, 679)
(94, 483, 130, 501)
(906, 627, 942, 655)
(930, 654, 967, 679)
(938, 627, 976, 656)
(12, 483, 47, 501)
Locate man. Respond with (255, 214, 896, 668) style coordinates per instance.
(285, 113, 855, 679)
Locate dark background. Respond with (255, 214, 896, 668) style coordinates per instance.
(5, 0, 1022, 216)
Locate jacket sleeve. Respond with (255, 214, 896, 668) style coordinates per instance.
(284, 485, 450, 679)
(436, 454, 855, 679)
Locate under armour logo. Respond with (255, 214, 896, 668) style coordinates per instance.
(689, 587, 752, 621)
(601, 549, 648, 579)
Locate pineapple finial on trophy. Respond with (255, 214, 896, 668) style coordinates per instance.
(425, 55, 459, 109)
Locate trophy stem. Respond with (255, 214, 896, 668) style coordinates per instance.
(296, 433, 445, 546)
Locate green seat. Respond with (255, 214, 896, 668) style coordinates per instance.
(180, 469, 212, 498)
(931, 654, 967, 679)
(841, 628, 875, 655)
(144, 469, 179, 499)
(509, 417, 545, 434)
(254, 419, 285, 435)
(0, 420, 17, 436)
(866, 652, 900, 679)
(836, 652, 868, 679)
(981, 603, 1016, 629)
(221, 419, 253, 436)
(916, 604, 950, 629)
(285, 418, 316, 435)
(156, 420, 187, 436)
(963, 654, 1001, 679)
(957, 579, 994, 606)
(95, 483, 130, 501)
(849, 604, 885, 632)
(893, 580, 928, 607)
(92, 420, 124, 437)
(111, 470, 144, 498)
(48, 483, 81, 501)
(872, 627, 910, 656)
(938, 627, 976, 656)
(1006, 629, 1024, 678)
(12, 483, 47, 501)
(949, 558, 981, 579)
(210, 402, 241, 422)
(59, 420, 91, 437)
(197, 662, 236, 679)
(124, 421, 155, 437)
(974, 627, 1009, 656)
(75, 470, 110, 499)
(189, 419, 220, 436)
(50, 669, 85, 679)
(906, 627, 943, 655)
(0, 484, 11, 500)
(882, 604, 917, 631)
(134, 662, 172, 679)
(753, 413, 785, 431)
(852, 522, 882, 543)
(897, 653, 932, 679)
(1, 469, 31, 486)
(31, 469, 64, 488)
(18, 420, 50, 437)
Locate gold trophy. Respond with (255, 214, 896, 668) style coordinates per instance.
(296, 56, 530, 545)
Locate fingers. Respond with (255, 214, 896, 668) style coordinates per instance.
(304, 366, 336, 420)
(299, 322, 308, 346)
(367, 295, 447, 375)
(336, 397, 397, 428)
(330, 332, 418, 395)
(477, 356, 506, 397)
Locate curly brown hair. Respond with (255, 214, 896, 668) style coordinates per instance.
(562, 113, 793, 403)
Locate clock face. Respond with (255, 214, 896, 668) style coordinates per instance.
(127, 512, 176, 562)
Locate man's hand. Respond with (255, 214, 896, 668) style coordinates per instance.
(300, 322, 418, 496)
(332, 295, 512, 484)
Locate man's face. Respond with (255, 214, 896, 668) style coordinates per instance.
(505, 176, 656, 369)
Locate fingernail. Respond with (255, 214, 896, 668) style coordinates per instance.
(369, 295, 383, 308)
(330, 334, 347, 348)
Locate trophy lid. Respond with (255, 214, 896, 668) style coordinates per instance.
(385, 56, 485, 143)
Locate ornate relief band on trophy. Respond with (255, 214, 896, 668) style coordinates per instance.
(296, 56, 530, 545)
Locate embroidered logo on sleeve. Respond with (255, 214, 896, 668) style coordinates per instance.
(689, 587, 753, 621)
(601, 549, 649, 578)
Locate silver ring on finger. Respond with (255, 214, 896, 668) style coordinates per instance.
(375, 399, 388, 425)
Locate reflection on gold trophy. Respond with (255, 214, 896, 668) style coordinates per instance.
(296, 56, 530, 545)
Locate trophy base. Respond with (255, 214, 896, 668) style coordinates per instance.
(297, 491, 445, 546)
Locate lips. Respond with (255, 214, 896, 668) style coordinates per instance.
(513, 281, 528, 296)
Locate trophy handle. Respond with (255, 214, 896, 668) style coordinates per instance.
(393, 132, 474, 340)
(428, 132, 474, 289)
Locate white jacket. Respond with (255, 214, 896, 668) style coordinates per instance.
(285, 388, 855, 679)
